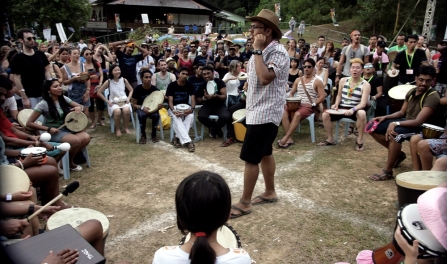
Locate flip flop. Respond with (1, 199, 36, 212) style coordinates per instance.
(152, 137, 160, 143)
(230, 205, 252, 219)
(252, 196, 279, 206)
(317, 140, 336, 146)
(277, 140, 290, 149)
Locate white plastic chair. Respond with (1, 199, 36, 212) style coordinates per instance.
(104, 89, 135, 133)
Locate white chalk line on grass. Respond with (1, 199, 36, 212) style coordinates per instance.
(107, 142, 391, 247)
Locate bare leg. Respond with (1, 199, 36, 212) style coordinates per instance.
(280, 111, 302, 145)
(113, 108, 122, 136)
(418, 140, 434, 170)
(371, 133, 389, 149)
(384, 140, 402, 173)
(255, 155, 277, 200)
(89, 111, 97, 128)
(432, 156, 447, 171)
(230, 162, 259, 214)
(410, 136, 423, 170)
(60, 134, 83, 168)
(322, 112, 334, 143)
(97, 111, 104, 126)
(122, 107, 131, 134)
(356, 110, 366, 144)
(76, 220, 105, 255)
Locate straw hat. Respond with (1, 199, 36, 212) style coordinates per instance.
(246, 9, 282, 39)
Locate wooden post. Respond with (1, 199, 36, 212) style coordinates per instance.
(393, 0, 400, 35)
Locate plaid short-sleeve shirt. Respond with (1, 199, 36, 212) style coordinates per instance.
(246, 40, 288, 125)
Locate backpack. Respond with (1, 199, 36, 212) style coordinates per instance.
(345, 44, 366, 58)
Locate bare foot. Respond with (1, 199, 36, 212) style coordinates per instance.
(116, 130, 122, 137)
(125, 129, 131, 135)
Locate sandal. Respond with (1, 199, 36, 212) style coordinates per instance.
(317, 140, 336, 146)
(355, 139, 364, 151)
(89, 124, 96, 129)
(369, 169, 393, 181)
(139, 135, 147, 144)
(221, 138, 235, 147)
(171, 137, 182, 148)
(187, 142, 195, 152)
(151, 137, 159, 143)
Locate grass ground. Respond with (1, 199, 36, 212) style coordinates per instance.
(60, 111, 411, 263)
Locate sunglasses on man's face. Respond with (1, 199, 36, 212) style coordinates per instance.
(303, 65, 313, 69)
(364, 65, 373, 69)
(26, 37, 36, 41)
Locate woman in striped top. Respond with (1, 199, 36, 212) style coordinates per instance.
(318, 58, 371, 151)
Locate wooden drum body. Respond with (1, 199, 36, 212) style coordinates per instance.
(286, 97, 301, 112)
(395, 171, 447, 208)
(421, 123, 445, 139)
(232, 109, 246, 142)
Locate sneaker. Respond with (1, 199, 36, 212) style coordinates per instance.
(57, 162, 64, 175)
(70, 165, 83, 171)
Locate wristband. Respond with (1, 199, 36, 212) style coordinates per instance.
(47, 127, 52, 132)
(16, 160, 24, 170)
(6, 193, 12, 201)
(351, 107, 356, 112)
(28, 204, 34, 216)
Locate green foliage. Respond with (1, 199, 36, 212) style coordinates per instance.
(6, 0, 91, 40)
(234, 7, 247, 17)
(128, 26, 161, 41)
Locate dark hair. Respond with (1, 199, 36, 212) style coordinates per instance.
(290, 57, 299, 67)
(406, 34, 418, 42)
(58, 47, 69, 55)
(0, 75, 13, 90)
(304, 58, 316, 67)
(397, 33, 406, 38)
(108, 64, 121, 79)
(16, 28, 33, 40)
(318, 35, 325, 40)
(139, 68, 153, 79)
(418, 64, 436, 78)
(176, 171, 231, 264)
(42, 79, 71, 120)
(206, 61, 215, 68)
(178, 67, 189, 74)
(6, 49, 18, 63)
(201, 65, 213, 73)
(82, 48, 99, 72)
(298, 38, 306, 43)
(370, 35, 378, 39)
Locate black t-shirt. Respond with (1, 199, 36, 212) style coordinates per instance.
(10, 51, 49, 98)
(188, 75, 205, 94)
(166, 81, 194, 105)
(193, 54, 211, 66)
(393, 49, 427, 84)
(116, 49, 143, 83)
(215, 56, 228, 79)
(437, 51, 447, 84)
(240, 51, 253, 61)
(364, 76, 382, 96)
(151, 53, 164, 67)
(226, 55, 241, 66)
(132, 84, 159, 105)
(196, 78, 226, 106)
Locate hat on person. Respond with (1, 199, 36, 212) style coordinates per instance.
(233, 43, 241, 48)
(217, 40, 224, 44)
(417, 186, 447, 250)
(126, 42, 135, 47)
(342, 37, 350, 43)
(246, 9, 282, 40)
(165, 47, 171, 51)
(166, 57, 175, 63)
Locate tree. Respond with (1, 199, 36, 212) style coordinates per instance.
(5, 0, 91, 40)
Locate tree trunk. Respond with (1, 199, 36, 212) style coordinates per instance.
(393, 0, 400, 35)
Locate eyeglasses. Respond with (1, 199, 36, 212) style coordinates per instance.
(303, 65, 313, 69)
(351, 51, 356, 58)
(26, 37, 36, 41)
(190, 46, 196, 48)
(246, 44, 252, 46)
(84, 53, 92, 56)
(249, 25, 265, 30)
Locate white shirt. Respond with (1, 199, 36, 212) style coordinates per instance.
(317, 46, 325, 56)
(78, 43, 87, 51)
(1, 97, 18, 113)
(152, 246, 251, 264)
(136, 55, 155, 84)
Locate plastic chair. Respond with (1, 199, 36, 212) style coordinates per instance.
(192, 25, 198, 34)
(296, 113, 316, 143)
(184, 25, 190, 34)
(200, 115, 227, 141)
(325, 79, 333, 109)
(334, 117, 356, 144)
(104, 89, 135, 133)
(135, 112, 164, 143)
(62, 147, 91, 180)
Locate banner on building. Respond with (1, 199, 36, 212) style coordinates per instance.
(141, 14, 149, 24)
(330, 8, 339, 26)
(43, 28, 51, 41)
(55, 23, 67, 43)
(115, 14, 122, 32)
(274, 3, 281, 19)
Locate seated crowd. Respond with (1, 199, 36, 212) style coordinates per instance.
(1, 25, 447, 263)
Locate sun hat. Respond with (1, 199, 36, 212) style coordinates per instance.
(417, 186, 447, 250)
(246, 9, 282, 40)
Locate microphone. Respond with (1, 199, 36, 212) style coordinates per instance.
(27, 181, 80, 221)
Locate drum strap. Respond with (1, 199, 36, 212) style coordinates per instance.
(300, 77, 315, 105)
(408, 88, 437, 109)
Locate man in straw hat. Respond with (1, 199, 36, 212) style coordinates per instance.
(230, 9, 288, 218)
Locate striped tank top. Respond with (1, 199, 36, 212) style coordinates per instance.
(340, 77, 365, 108)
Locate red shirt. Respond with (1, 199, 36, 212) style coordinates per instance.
(0, 110, 18, 138)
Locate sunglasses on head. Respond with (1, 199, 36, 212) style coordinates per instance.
(364, 65, 373, 69)
(26, 37, 36, 41)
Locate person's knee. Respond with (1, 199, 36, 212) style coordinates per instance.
(356, 110, 366, 120)
(80, 219, 103, 240)
(293, 111, 302, 120)
(417, 140, 430, 152)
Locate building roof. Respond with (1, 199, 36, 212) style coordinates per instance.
(104, 0, 212, 10)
